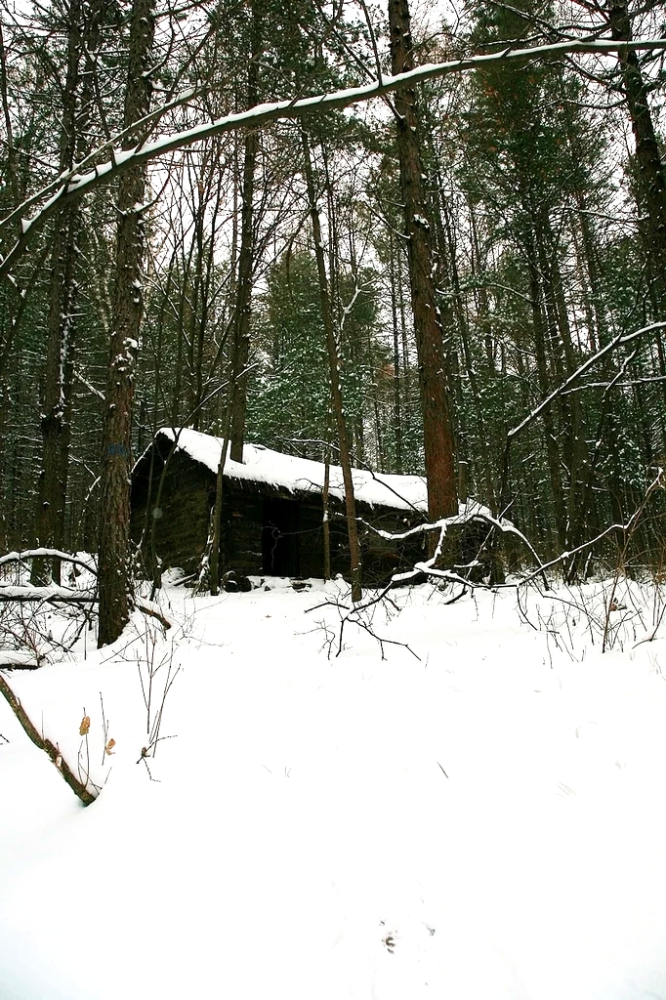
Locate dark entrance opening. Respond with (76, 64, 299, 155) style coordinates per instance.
(262, 498, 299, 576)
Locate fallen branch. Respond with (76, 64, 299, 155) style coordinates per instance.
(0, 651, 40, 670)
(336, 606, 421, 660)
(135, 598, 172, 631)
(0, 549, 97, 575)
(0, 582, 172, 630)
(307, 582, 419, 660)
(0, 674, 97, 806)
(0, 584, 96, 602)
(361, 505, 547, 588)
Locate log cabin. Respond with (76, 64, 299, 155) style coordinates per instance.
(131, 428, 432, 586)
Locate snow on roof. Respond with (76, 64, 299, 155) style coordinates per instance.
(157, 427, 428, 513)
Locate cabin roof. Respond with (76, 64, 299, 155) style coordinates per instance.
(151, 427, 429, 513)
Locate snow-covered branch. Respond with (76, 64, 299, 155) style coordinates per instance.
(2, 36, 666, 280)
(506, 320, 666, 442)
(0, 548, 97, 575)
(0, 550, 171, 628)
(0, 584, 97, 603)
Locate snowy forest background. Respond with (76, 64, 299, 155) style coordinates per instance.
(1, 0, 666, 630)
(3, 5, 666, 995)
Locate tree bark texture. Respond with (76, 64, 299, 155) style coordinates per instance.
(609, 2, 666, 309)
(388, 0, 457, 523)
(97, 0, 155, 647)
(609, 2, 666, 455)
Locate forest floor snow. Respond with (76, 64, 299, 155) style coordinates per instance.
(1, 576, 666, 1000)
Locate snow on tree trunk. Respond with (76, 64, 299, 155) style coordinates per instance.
(97, 0, 155, 648)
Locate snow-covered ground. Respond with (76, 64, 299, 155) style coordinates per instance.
(1, 575, 666, 1000)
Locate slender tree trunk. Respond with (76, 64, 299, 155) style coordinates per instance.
(388, 235, 404, 473)
(0, 22, 19, 207)
(525, 244, 567, 549)
(388, 0, 457, 524)
(228, 126, 257, 460)
(439, 179, 497, 512)
(469, 204, 495, 371)
(542, 220, 590, 574)
(32, 0, 82, 584)
(575, 195, 608, 351)
(323, 438, 331, 581)
(229, 2, 260, 462)
(34, 206, 78, 582)
(209, 428, 231, 597)
(302, 130, 362, 602)
(188, 201, 205, 429)
(97, 0, 155, 647)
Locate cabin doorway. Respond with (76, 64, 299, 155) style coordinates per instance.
(262, 498, 299, 576)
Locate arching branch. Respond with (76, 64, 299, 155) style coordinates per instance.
(2, 36, 666, 281)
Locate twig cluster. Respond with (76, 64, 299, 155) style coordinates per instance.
(135, 625, 180, 780)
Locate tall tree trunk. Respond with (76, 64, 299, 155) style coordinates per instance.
(438, 175, 497, 513)
(575, 194, 608, 351)
(229, 2, 260, 462)
(209, 425, 231, 597)
(608, 1, 666, 311)
(541, 219, 590, 574)
(97, 0, 155, 647)
(322, 437, 331, 581)
(34, 205, 78, 581)
(525, 241, 567, 550)
(0, 257, 41, 550)
(188, 197, 205, 429)
(388, 0, 457, 524)
(388, 234, 404, 473)
(32, 0, 82, 584)
(302, 130, 362, 602)
(609, 0, 666, 450)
